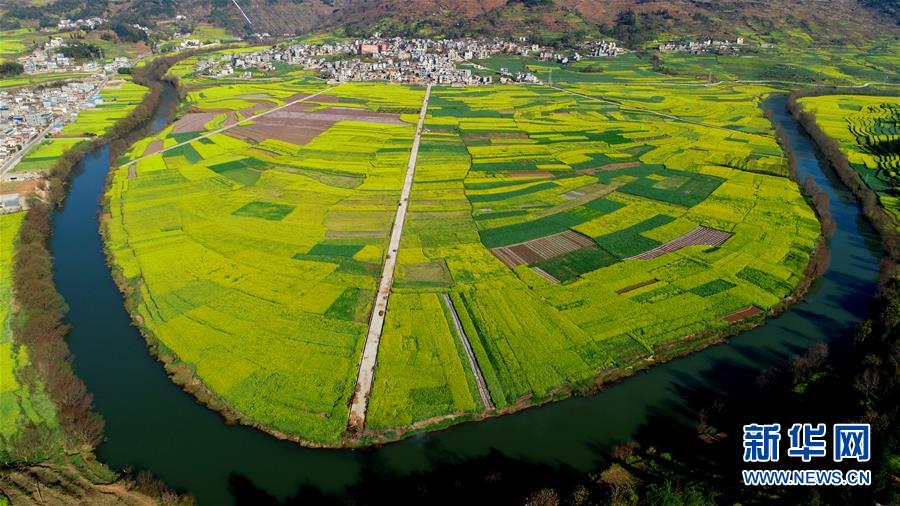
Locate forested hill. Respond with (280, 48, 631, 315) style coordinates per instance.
(1, 0, 898, 46)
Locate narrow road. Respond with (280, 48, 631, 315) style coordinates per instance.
(117, 85, 339, 169)
(347, 84, 432, 433)
(0, 122, 56, 177)
(442, 294, 495, 411)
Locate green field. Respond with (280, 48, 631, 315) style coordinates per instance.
(104, 54, 821, 445)
(799, 94, 900, 226)
(13, 138, 85, 172)
(0, 213, 62, 462)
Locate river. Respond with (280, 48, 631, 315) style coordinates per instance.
(50, 87, 883, 504)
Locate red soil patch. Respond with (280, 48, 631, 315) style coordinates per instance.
(630, 226, 732, 260)
(1, 179, 40, 196)
(224, 111, 239, 127)
(239, 101, 274, 118)
(723, 305, 762, 324)
(615, 278, 659, 294)
(601, 161, 641, 171)
(491, 230, 596, 268)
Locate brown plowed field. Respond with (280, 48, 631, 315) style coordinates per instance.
(508, 170, 554, 178)
(491, 229, 596, 268)
(630, 226, 732, 260)
(172, 112, 217, 133)
(143, 140, 163, 156)
(225, 105, 407, 146)
(723, 305, 762, 324)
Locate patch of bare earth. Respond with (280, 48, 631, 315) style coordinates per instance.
(171, 112, 217, 133)
(630, 226, 732, 260)
(0, 179, 40, 196)
(723, 305, 762, 324)
(491, 230, 596, 268)
(616, 278, 659, 294)
(142, 140, 163, 156)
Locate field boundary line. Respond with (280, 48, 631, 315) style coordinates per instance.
(441, 294, 495, 411)
(347, 84, 432, 433)
(117, 85, 339, 168)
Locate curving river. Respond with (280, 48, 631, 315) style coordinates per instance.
(51, 87, 883, 504)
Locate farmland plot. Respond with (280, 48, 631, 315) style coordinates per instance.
(106, 66, 820, 444)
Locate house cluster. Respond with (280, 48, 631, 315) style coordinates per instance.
(580, 40, 624, 57)
(658, 38, 745, 54)
(0, 77, 106, 168)
(17, 37, 132, 74)
(56, 17, 107, 32)
(193, 37, 569, 84)
(320, 55, 494, 85)
(195, 51, 276, 78)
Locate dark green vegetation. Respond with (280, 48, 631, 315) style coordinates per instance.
(59, 41, 103, 60)
(0, 60, 22, 76)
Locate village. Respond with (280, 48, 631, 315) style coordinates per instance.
(15, 35, 133, 74)
(657, 37, 746, 54)
(0, 74, 114, 212)
(194, 36, 624, 85)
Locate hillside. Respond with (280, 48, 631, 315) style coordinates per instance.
(1, 0, 897, 45)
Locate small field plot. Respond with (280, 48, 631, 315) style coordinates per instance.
(13, 138, 86, 172)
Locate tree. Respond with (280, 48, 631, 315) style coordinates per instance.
(0, 61, 24, 77)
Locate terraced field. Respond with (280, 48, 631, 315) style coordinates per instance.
(798, 94, 900, 225)
(104, 59, 820, 445)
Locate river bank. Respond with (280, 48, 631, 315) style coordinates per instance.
(40, 81, 883, 505)
(0, 50, 210, 505)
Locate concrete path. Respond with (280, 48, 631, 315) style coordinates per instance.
(347, 84, 432, 433)
(442, 294, 495, 410)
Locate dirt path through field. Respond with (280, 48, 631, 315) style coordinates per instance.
(347, 84, 432, 433)
(442, 293, 495, 410)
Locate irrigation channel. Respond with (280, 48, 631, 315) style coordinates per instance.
(52, 85, 883, 504)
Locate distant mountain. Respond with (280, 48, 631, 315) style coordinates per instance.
(2, 0, 897, 46)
